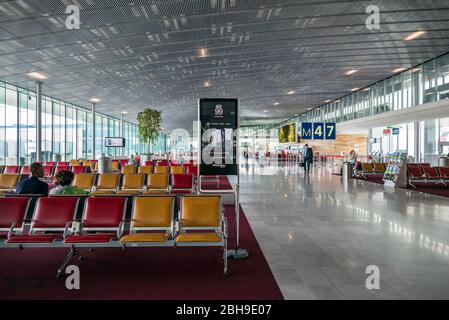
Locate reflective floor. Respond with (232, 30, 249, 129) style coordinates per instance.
(239, 161, 449, 300)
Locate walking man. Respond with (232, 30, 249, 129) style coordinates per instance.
(303, 144, 314, 174)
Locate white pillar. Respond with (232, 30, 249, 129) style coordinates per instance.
(92, 103, 96, 159)
(36, 81, 43, 162)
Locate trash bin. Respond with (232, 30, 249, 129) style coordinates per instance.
(438, 157, 449, 167)
(342, 162, 353, 180)
(52, 153, 62, 162)
(97, 157, 112, 174)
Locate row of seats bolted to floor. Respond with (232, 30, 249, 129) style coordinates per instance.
(0, 173, 196, 195)
(357, 163, 389, 178)
(0, 195, 228, 276)
(0, 164, 90, 176)
(407, 163, 449, 188)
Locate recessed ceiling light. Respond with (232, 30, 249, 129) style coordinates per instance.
(89, 98, 101, 103)
(392, 67, 407, 73)
(204, 80, 211, 87)
(198, 47, 208, 57)
(27, 71, 48, 80)
(350, 87, 359, 92)
(324, 99, 331, 103)
(345, 69, 358, 75)
(404, 31, 426, 41)
(287, 90, 295, 95)
(121, 111, 128, 114)
(273, 102, 280, 106)
(264, 110, 268, 113)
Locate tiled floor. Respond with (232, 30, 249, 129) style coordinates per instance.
(239, 162, 449, 300)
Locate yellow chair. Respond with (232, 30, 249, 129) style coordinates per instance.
(122, 166, 137, 174)
(117, 173, 145, 194)
(143, 174, 169, 194)
(73, 173, 95, 192)
(373, 163, 386, 173)
(120, 196, 175, 244)
(175, 195, 228, 274)
(170, 166, 185, 174)
(91, 173, 120, 194)
(361, 163, 374, 172)
(154, 166, 169, 174)
(0, 174, 21, 193)
(138, 166, 153, 174)
(69, 159, 79, 166)
(111, 161, 119, 171)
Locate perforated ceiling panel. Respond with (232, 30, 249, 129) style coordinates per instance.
(1, 0, 449, 129)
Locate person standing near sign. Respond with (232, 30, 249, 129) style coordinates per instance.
(303, 144, 313, 174)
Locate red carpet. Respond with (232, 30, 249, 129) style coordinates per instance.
(0, 206, 283, 300)
(407, 183, 449, 198)
(200, 176, 233, 191)
(353, 175, 384, 185)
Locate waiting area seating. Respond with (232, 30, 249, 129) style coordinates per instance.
(0, 194, 228, 276)
(357, 162, 388, 179)
(407, 163, 449, 188)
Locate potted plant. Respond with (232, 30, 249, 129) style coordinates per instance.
(137, 108, 162, 158)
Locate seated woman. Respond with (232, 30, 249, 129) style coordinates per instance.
(50, 170, 89, 195)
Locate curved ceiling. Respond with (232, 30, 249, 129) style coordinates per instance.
(1, 0, 449, 130)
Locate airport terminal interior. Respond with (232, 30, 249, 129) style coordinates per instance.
(1, 0, 449, 301)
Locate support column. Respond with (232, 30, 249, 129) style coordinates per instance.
(92, 103, 96, 159)
(414, 121, 420, 162)
(36, 81, 43, 162)
(120, 114, 124, 156)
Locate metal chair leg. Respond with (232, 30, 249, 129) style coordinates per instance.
(57, 246, 79, 278)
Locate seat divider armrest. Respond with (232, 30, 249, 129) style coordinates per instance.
(7, 219, 29, 239)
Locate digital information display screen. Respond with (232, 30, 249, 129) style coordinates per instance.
(198, 98, 238, 176)
(105, 137, 126, 147)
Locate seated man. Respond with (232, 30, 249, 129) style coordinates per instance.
(127, 154, 137, 166)
(50, 170, 89, 195)
(16, 162, 49, 196)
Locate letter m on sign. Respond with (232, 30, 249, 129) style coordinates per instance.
(301, 122, 313, 139)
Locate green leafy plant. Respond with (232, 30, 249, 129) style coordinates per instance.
(137, 108, 162, 153)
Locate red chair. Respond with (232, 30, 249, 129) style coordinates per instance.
(4, 166, 19, 174)
(64, 197, 126, 244)
(157, 161, 168, 166)
(71, 166, 87, 174)
(438, 167, 449, 178)
(20, 166, 30, 175)
(56, 162, 69, 166)
(422, 167, 440, 180)
(119, 159, 129, 167)
(43, 162, 55, 167)
(0, 197, 30, 237)
(420, 163, 431, 168)
(145, 160, 156, 166)
(170, 174, 194, 194)
(55, 165, 70, 173)
(43, 165, 54, 177)
(186, 166, 198, 176)
(6, 197, 79, 244)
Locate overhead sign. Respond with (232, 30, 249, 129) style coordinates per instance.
(198, 98, 238, 176)
(392, 128, 400, 135)
(313, 122, 325, 140)
(325, 123, 336, 140)
(383, 128, 391, 135)
(301, 122, 313, 139)
(301, 122, 336, 140)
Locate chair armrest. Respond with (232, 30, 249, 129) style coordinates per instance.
(222, 217, 228, 239)
(118, 219, 128, 238)
(7, 219, 30, 239)
(63, 219, 82, 239)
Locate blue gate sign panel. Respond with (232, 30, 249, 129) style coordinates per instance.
(325, 122, 336, 140)
(313, 122, 325, 140)
(301, 122, 313, 139)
